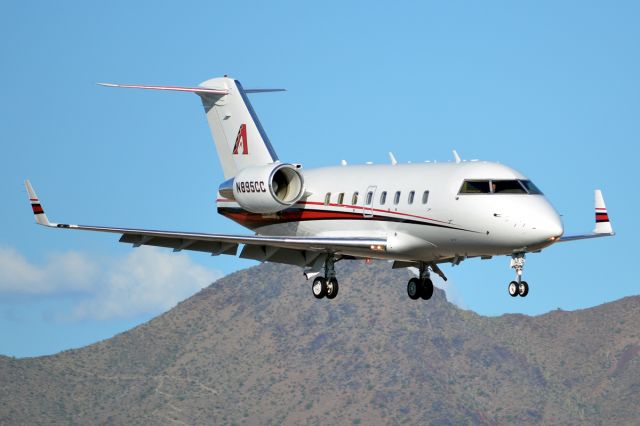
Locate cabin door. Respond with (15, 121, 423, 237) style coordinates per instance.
(363, 186, 377, 218)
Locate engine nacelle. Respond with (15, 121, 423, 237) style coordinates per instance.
(229, 163, 305, 214)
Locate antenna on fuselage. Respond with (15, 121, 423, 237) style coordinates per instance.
(452, 150, 462, 164)
(388, 152, 398, 166)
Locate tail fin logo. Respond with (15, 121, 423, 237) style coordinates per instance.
(233, 124, 249, 155)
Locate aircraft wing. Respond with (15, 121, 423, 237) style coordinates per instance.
(25, 181, 386, 267)
(558, 189, 615, 242)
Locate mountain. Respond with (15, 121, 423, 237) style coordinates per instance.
(1, 261, 638, 425)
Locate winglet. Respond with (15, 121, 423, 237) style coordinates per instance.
(594, 189, 613, 234)
(25, 180, 54, 227)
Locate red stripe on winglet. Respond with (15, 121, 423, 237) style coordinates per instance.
(32, 204, 44, 214)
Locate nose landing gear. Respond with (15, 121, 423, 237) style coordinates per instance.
(508, 253, 529, 297)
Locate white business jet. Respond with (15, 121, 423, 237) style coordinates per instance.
(26, 76, 614, 301)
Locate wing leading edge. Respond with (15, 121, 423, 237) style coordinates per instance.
(25, 181, 386, 267)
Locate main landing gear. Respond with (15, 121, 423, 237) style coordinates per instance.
(311, 254, 339, 300)
(407, 263, 434, 301)
(508, 253, 529, 297)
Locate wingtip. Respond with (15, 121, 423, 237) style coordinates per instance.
(594, 188, 613, 234)
(25, 180, 53, 227)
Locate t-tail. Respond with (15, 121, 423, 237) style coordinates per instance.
(98, 77, 284, 179)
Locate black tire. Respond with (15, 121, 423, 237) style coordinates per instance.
(407, 278, 420, 300)
(326, 278, 339, 299)
(312, 277, 327, 299)
(420, 278, 434, 300)
(518, 281, 529, 297)
(508, 281, 519, 297)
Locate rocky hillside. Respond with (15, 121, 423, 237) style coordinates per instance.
(1, 261, 638, 425)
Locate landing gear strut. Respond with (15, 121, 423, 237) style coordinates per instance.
(407, 262, 434, 301)
(311, 254, 339, 300)
(508, 253, 529, 297)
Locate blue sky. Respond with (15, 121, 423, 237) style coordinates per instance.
(1, 1, 637, 357)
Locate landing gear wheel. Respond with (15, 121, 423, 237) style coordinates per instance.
(312, 277, 327, 299)
(407, 278, 420, 300)
(420, 278, 434, 300)
(326, 278, 339, 299)
(508, 281, 519, 297)
(518, 281, 529, 297)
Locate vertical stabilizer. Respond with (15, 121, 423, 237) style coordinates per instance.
(198, 77, 279, 178)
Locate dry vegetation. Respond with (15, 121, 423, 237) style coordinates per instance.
(1, 261, 638, 425)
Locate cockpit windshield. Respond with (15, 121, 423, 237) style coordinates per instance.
(492, 180, 526, 194)
(520, 180, 543, 195)
(459, 180, 491, 194)
(458, 179, 543, 195)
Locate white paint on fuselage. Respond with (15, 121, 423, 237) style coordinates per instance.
(221, 161, 564, 263)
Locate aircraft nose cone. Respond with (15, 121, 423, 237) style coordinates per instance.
(540, 212, 564, 242)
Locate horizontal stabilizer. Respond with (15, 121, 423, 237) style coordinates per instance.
(97, 82, 229, 95)
(98, 83, 286, 95)
(243, 88, 287, 93)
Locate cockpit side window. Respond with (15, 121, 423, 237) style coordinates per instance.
(492, 180, 527, 194)
(520, 180, 543, 195)
(459, 180, 491, 194)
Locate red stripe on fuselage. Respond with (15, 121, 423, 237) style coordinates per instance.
(296, 200, 450, 225)
(216, 199, 452, 226)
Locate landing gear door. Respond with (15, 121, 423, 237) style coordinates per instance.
(364, 186, 377, 218)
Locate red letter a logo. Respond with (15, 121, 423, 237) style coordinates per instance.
(232, 124, 248, 155)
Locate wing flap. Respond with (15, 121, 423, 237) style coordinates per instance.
(118, 234, 239, 255)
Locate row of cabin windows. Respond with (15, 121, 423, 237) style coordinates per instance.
(324, 190, 429, 206)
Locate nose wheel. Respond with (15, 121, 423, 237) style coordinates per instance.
(508, 280, 529, 297)
(508, 253, 529, 297)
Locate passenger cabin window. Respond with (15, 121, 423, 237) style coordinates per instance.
(352, 192, 359, 205)
(520, 180, 543, 195)
(459, 180, 490, 194)
(365, 191, 373, 205)
(492, 180, 527, 194)
(408, 191, 415, 204)
(380, 191, 387, 205)
(394, 191, 401, 205)
(324, 192, 331, 205)
(337, 192, 344, 204)
(422, 190, 429, 204)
